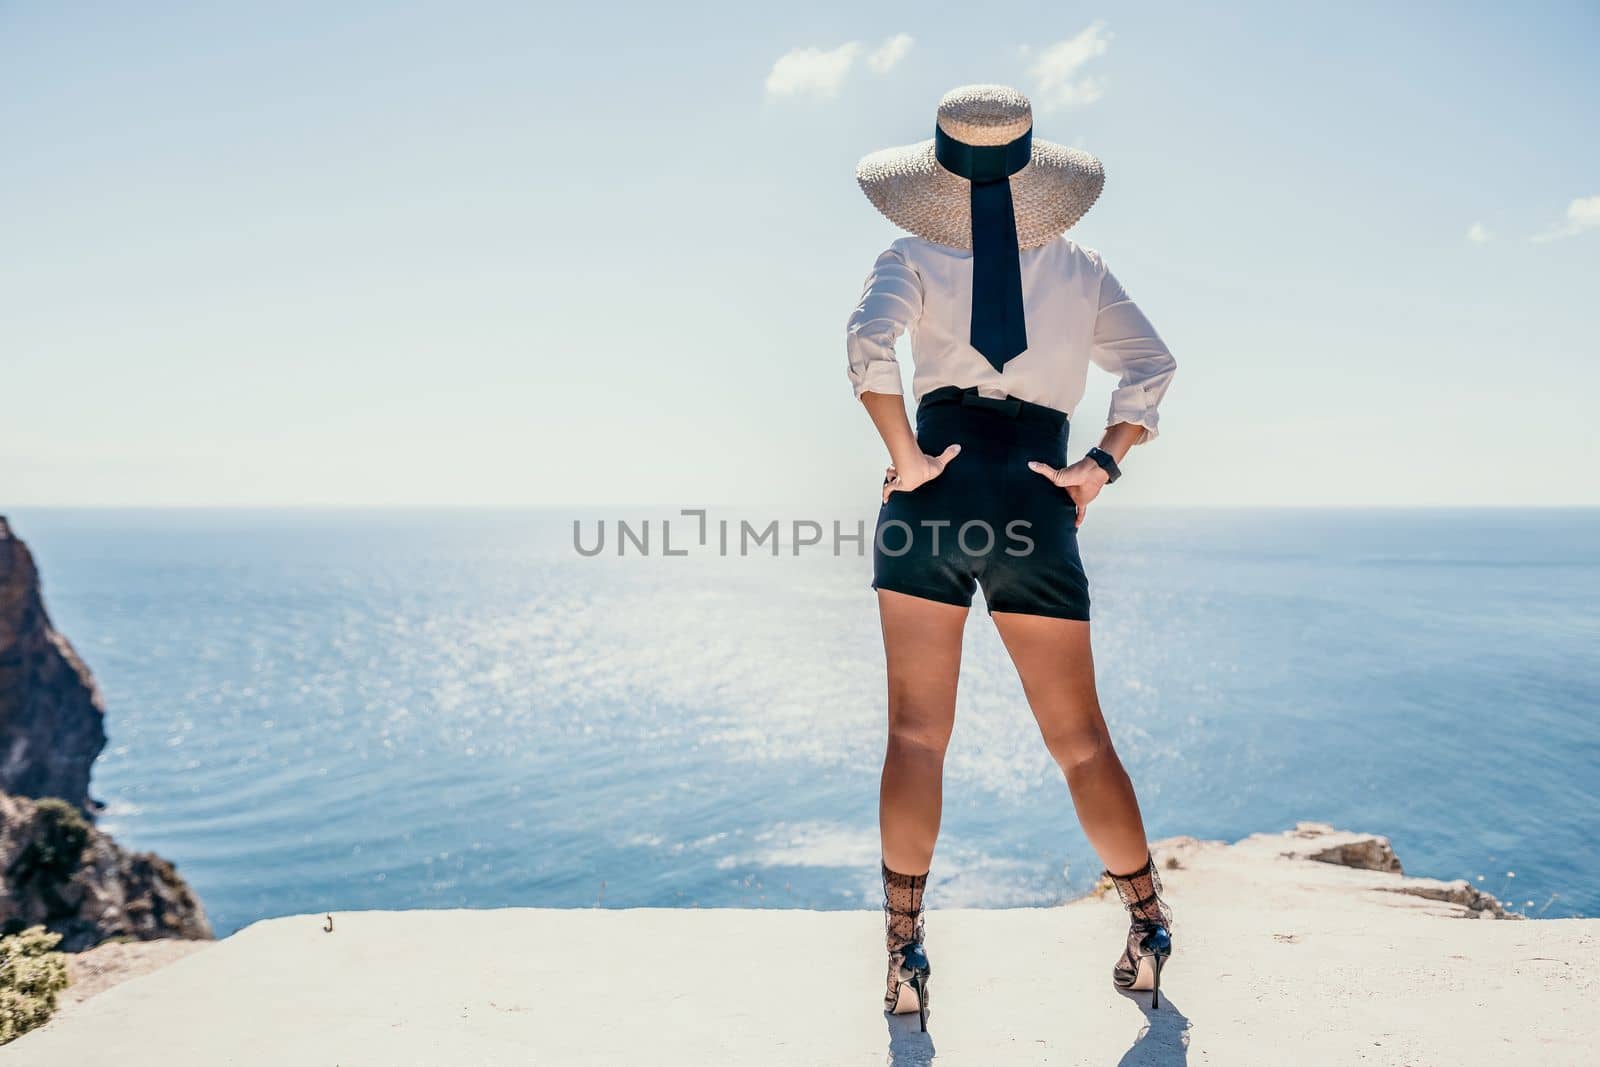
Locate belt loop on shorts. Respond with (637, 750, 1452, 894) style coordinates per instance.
(961, 391, 1023, 416)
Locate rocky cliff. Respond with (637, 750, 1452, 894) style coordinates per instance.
(0, 517, 210, 950)
(0, 517, 105, 813)
(0, 793, 212, 951)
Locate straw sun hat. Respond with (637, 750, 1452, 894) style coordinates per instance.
(855, 84, 1104, 251)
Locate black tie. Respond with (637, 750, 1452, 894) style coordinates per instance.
(934, 125, 1032, 372)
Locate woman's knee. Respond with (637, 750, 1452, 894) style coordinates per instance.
(885, 711, 954, 760)
(1044, 723, 1115, 773)
(885, 678, 956, 753)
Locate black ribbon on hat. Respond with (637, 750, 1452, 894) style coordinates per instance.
(935, 123, 1032, 371)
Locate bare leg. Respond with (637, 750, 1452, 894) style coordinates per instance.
(990, 612, 1150, 876)
(876, 590, 967, 876)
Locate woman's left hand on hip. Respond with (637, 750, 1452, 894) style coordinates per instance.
(1027, 458, 1110, 528)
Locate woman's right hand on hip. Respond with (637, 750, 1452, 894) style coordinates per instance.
(882, 445, 961, 503)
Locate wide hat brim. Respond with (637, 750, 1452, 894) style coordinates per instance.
(856, 137, 1104, 252)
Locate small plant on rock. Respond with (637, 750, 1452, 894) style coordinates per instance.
(0, 925, 71, 1045)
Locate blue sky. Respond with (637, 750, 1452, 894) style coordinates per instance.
(1, 1, 1595, 508)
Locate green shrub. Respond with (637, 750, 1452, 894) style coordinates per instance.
(6, 799, 90, 919)
(18, 799, 90, 882)
(0, 925, 70, 1045)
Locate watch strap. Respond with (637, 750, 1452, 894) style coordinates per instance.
(1085, 446, 1122, 484)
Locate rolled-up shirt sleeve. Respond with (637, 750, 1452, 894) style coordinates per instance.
(845, 246, 921, 398)
(1090, 267, 1177, 444)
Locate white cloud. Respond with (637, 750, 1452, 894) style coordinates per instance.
(867, 33, 914, 75)
(1025, 21, 1113, 112)
(765, 42, 863, 98)
(1466, 222, 1492, 243)
(766, 34, 912, 99)
(1532, 195, 1600, 242)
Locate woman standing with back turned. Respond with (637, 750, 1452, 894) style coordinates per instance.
(847, 85, 1178, 1030)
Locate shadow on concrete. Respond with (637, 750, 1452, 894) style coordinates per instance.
(1115, 989, 1191, 1067)
(884, 1009, 937, 1066)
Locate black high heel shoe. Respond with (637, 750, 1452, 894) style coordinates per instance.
(1106, 853, 1174, 1009)
(882, 861, 931, 1031)
(889, 941, 932, 1031)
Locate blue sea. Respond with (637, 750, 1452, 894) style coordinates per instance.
(8, 508, 1597, 935)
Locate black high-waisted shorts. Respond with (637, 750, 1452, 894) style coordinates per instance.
(871, 385, 1091, 620)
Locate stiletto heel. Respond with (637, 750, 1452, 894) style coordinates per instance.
(1106, 853, 1175, 1009)
(908, 968, 929, 1031)
(891, 938, 932, 1029)
(881, 861, 933, 1027)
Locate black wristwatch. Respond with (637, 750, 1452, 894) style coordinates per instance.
(1085, 447, 1121, 484)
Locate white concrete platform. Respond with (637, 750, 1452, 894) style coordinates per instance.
(5, 827, 1594, 1065)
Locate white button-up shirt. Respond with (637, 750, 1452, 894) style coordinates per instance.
(846, 235, 1176, 443)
